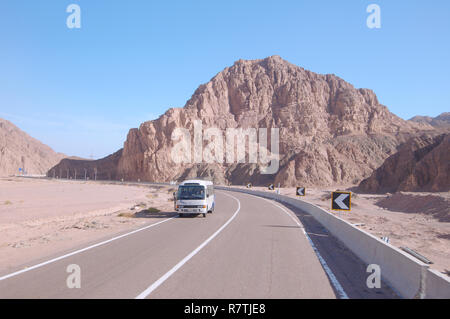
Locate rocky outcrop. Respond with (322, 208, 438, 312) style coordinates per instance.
(358, 133, 450, 193)
(49, 56, 435, 187)
(115, 56, 430, 186)
(0, 118, 65, 176)
(47, 149, 122, 180)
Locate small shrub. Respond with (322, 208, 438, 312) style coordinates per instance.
(118, 212, 135, 218)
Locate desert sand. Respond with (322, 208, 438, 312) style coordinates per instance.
(0, 177, 175, 274)
(233, 185, 450, 275)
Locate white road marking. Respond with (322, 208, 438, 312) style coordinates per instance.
(135, 191, 241, 299)
(0, 217, 176, 282)
(303, 231, 349, 299)
(256, 196, 349, 299)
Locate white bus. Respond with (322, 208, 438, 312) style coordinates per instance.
(175, 179, 215, 218)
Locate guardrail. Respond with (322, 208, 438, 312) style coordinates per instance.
(216, 186, 450, 299)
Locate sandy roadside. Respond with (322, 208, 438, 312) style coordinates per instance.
(231, 184, 450, 275)
(0, 178, 176, 274)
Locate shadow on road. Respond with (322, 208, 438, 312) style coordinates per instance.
(274, 201, 400, 299)
(134, 210, 178, 219)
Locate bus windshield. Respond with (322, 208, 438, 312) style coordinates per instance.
(177, 185, 206, 200)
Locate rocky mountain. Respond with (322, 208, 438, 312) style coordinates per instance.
(49, 56, 435, 187)
(409, 112, 450, 129)
(0, 118, 66, 176)
(47, 150, 122, 180)
(358, 133, 450, 193)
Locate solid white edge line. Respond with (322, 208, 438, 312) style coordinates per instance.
(303, 231, 349, 299)
(0, 217, 176, 282)
(257, 196, 349, 299)
(135, 191, 241, 299)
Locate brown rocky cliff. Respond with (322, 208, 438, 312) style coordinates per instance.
(113, 56, 431, 186)
(358, 133, 450, 193)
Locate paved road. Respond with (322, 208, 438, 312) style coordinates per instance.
(0, 190, 395, 299)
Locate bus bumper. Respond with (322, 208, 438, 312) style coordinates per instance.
(176, 207, 207, 214)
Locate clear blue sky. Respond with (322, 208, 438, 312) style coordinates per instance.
(0, 0, 449, 158)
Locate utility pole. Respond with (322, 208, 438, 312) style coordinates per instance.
(74, 168, 77, 180)
(84, 168, 87, 180)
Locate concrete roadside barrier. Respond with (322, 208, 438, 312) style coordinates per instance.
(425, 269, 450, 299)
(216, 186, 450, 299)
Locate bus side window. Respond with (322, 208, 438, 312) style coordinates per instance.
(207, 185, 213, 198)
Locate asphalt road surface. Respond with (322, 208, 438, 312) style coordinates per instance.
(0, 190, 397, 299)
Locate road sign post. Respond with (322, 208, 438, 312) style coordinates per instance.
(296, 187, 305, 196)
(331, 191, 351, 212)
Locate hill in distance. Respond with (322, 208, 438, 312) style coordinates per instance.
(0, 118, 66, 176)
(409, 112, 450, 129)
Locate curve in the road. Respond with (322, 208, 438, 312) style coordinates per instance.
(0, 189, 343, 298)
(135, 192, 241, 299)
(257, 196, 348, 299)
